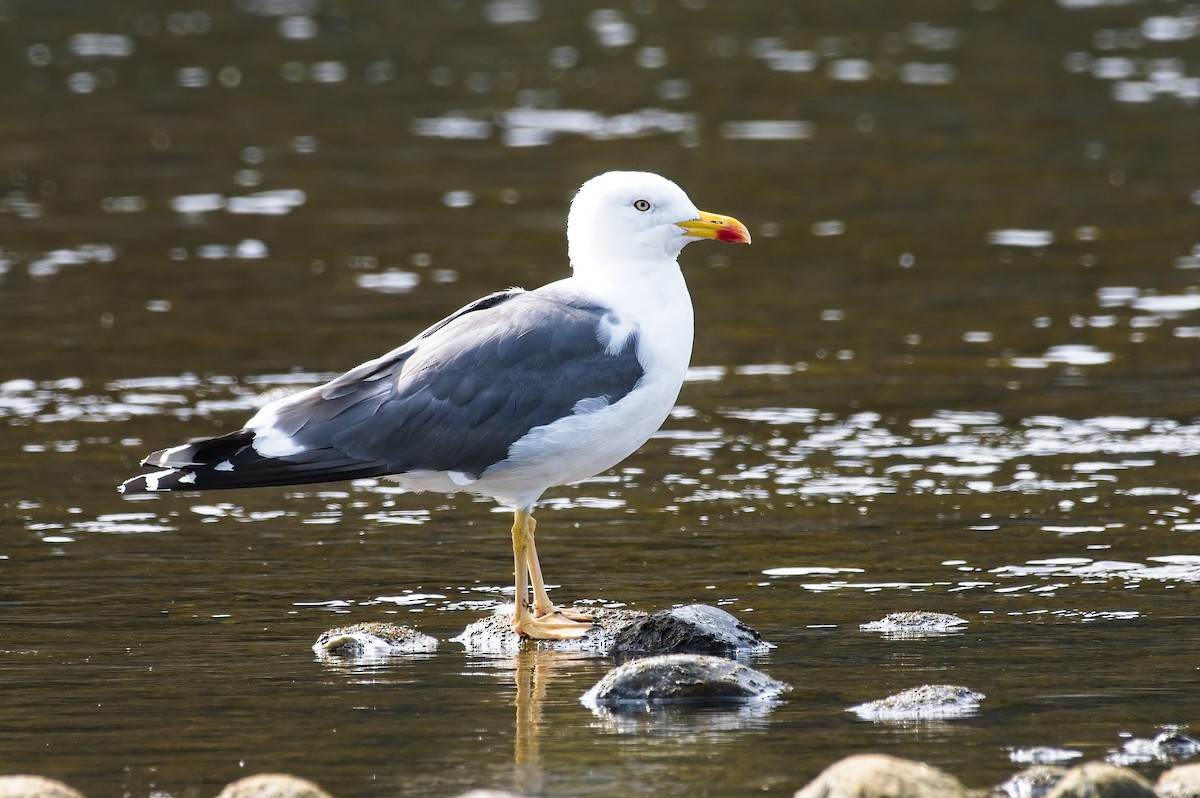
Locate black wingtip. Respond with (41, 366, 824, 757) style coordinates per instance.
(118, 469, 199, 494)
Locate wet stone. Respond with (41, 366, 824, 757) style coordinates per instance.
(0, 776, 87, 798)
(997, 766, 1069, 798)
(1156, 763, 1200, 798)
(609, 603, 771, 658)
(1112, 728, 1200, 765)
(848, 684, 985, 721)
(452, 605, 645, 654)
(580, 652, 790, 709)
(312, 621, 437, 659)
(1043, 763, 1155, 798)
(793, 753, 968, 798)
(1009, 748, 1084, 766)
(860, 611, 968, 637)
(215, 775, 334, 798)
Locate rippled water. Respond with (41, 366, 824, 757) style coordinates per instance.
(3, 1, 1200, 796)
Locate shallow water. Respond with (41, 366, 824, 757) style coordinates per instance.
(3, 1, 1200, 796)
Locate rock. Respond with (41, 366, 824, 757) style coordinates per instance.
(996, 766, 1068, 798)
(215, 774, 333, 798)
(1043, 762, 1155, 798)
(1111, 728, 1200, 766)
(452, 605, 644, 654)
(793, 753, 968, 798)
(609, 603, 771, 658)
(860, 612, 968, 638)
(1008, 748, 1083, 766)
(313, 621, 437, 659)
(1157, 763, 1200, 798)
(581, 652, 789, 710)
(848, 685, 984, 721)
(0, 775, 87, 798)
(1147, 729, 1200, 758)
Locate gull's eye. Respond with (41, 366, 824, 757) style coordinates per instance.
(633, 198, 651, 212)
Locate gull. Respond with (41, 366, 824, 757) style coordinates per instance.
(120, 171, 751, 639)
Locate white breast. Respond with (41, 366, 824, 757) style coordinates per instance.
(468, 266, 694, 508)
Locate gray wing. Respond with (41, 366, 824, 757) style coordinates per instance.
(119, 288, 645, 493)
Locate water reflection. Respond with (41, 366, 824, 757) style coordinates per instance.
(585, 699, 781, 737)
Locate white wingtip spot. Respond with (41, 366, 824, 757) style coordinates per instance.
(215, 460, 235, 472)
(251, 431, 305, 458)
(142, 469, 175, 491)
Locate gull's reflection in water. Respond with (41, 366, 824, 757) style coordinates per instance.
(504, 648, 787, 793)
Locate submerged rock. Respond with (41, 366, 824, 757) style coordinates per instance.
(793, 753, 968, 798)
(1110, 727, 1200, 766)
(860, 612, 968, 638)
(313, 621, 437, 659)
(1157, 763, 1200, 798)
(452, 605, 645, 654)
(848, 684, 984, 721)
(997, 765, 1069, 798)
(1043, 762, 1155, 798)
(1008, 748, 1084, 766)
(581, 652, 789, 710)
(215, 774, 333, 798)
(610, 603, 771, 658)
(0, 775, 87, 798)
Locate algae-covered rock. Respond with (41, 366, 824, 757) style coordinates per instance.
(313, 621, 437, 659)
(860, 612, 968, 638)
(848, 684, 984, 721)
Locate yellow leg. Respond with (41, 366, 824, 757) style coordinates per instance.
(510, 509, 592, 639)
(524, 515, 592, 622)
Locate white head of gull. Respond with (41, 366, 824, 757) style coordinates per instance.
(119, 171, 750, 640)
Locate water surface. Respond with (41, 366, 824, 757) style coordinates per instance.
(3, 1, 1200, 796)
